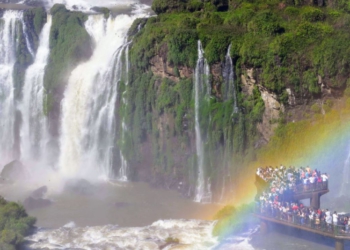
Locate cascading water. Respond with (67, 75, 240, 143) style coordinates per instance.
(22, 21, 35, 59)
(20, 16, 52, 166)
(194, 41, 212, 203)
(44, 0, 140, 11)
(223, 44, 239, 113)
(59, 14, 139, 180)
(0, 11, 23, 167)
(218, 44, 239, 203)
(118, 44, 130, 182)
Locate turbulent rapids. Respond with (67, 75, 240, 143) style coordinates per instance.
(27, 220, 218, 250)
(0, 6, 229, 249)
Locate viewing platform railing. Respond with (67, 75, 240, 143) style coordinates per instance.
(293, 181, 328, 194)
(255, 203, 349, 238)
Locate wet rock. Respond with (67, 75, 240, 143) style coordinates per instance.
(150, 44, 193, 83)
(23, 0, 45, 7)
(64, 179, 96, 195)
(1, 160, 26, 181)
(23, 196, 52, 210)
(241, 68, 256, 96)
(257, 86, 284, 142)
(90, 6, 110, 18)
(31, 186, 48, 199)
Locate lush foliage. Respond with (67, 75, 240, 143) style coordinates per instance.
(126, 0, 350, 195)
(0, 197, 36, 250)
(138, 0, 350, 97)
(152, 0, 229, 14)
(44, 4, 91, 116)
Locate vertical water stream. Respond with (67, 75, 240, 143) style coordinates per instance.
(20, 16, 52, 166)
(194, 41, 212, 203)
(59, 14, 136, 180)
(0, 11, 24, 166)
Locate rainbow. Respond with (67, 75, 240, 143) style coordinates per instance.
(212, 104, 350, 245)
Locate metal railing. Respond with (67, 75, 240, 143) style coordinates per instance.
(293, 181, 328, 194)
(255, 203, 349, 237)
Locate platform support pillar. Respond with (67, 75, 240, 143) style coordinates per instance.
(310, 193, 321, 209)
(335, 239, 344, 250)
(260, 220, 269, 234)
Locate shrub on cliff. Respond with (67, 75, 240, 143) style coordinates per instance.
(152, 0, 185, 14)
(44, 4, 92, 116)
(168, 29, 198, 67)
(0, 197, 36, 250)
(152, 0, 228, 14)
(129, 0, 350, 188)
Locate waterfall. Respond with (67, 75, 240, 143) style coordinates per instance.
(223, 44, 238, 113)
(118, 44, 130, 182)
(46, 0, 140, 11)
(22, 21, 35, 59)
(194, 41, 212, 203)
(0, 11, 23, 166)
(20, 15, 52, 165)
(58, 14, 137, 180)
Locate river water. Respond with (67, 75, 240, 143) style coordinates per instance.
(0, 181, 220, 228)
(0, 0, 347, 249)
(0, 180, 344, 250)
(0, 180, 221, 249)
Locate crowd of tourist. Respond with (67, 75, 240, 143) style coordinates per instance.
(255, 165, 350, 234)
(257, 165, 329, 203)
(258, 201, 350, 233)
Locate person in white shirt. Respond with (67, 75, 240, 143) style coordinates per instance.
(309, 176, 315, 184)
(321, 173, 328, 182)
(333, 211, 338, 229)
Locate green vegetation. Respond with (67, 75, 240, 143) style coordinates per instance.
(137, 0, 350, 96)
(0, 197, 36, 250)
(23, 7, 47, 50)
(44, 4, 91, 116)
(125, 0, 350, 193)
(152, 0, 229, 14)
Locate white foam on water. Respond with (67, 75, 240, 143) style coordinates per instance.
(211, 226, 258, 250)
(63, 221, 76, 228)
(27, 219, 219, 250)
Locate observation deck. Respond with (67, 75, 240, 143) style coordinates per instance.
(255, 175, 329, 209)
(254, 174, 346, 250)
(255, 208, 350, 250)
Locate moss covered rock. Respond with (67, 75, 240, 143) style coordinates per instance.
(0, 197, 36, 249)
(43, 4, 92, 136)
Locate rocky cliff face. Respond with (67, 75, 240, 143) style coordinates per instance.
(150, 45, 193, 82)
(241, 68, 284, 142)
(2, 0, 350, 202)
